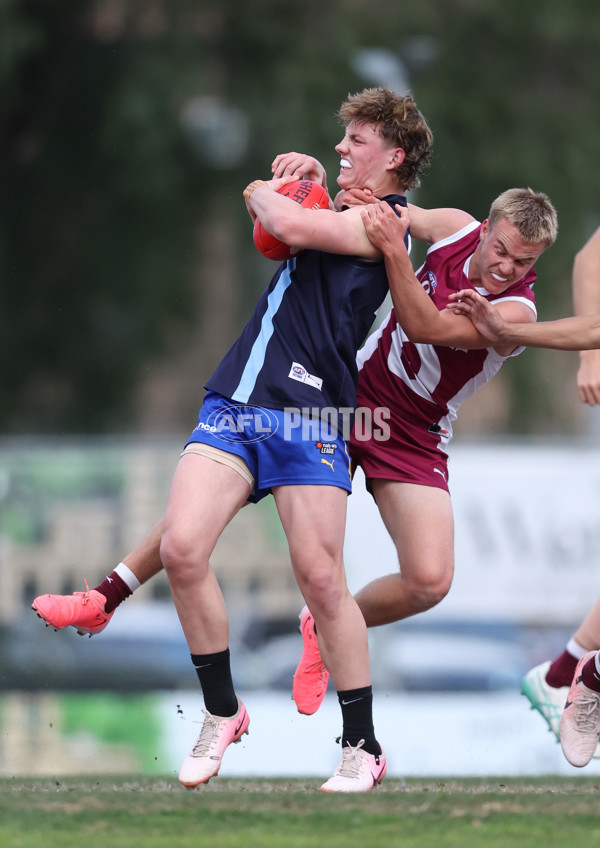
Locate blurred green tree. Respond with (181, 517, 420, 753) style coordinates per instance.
(1, 0, 209, 431)
(1, 0, 599, 434)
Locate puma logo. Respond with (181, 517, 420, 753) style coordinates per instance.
(321, 457, 335, 471)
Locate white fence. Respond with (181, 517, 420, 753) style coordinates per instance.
(0, 437, 598, 628)
(345, 442, 600, 626)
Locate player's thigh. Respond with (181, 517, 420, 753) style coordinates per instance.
(273, 484, 348, 580)
(163, 452, 252, 559)
(371, 479, 454, 582)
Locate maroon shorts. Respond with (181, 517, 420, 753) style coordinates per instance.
(350, 394, 451, 493)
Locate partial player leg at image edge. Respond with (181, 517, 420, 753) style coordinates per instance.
(522, 659, 600, 759)
(521, 661, 567, 741)
(559, 651, 600, 768)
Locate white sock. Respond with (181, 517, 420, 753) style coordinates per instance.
(567, 638, 588, 660)
(114, 562, 141, 592)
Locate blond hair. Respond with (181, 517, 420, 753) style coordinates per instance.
(337, 87, 433, 190)
(489, 188, 558, 247)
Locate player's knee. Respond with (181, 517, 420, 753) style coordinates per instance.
(408, 572, 452, 612)
(160, 529, 203, 583)
(296, 561, 345, 615)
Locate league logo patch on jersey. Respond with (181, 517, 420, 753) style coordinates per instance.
(289, 362, 323, 391)
(422, 271, 438, 295)
(315, 440, 337, 456)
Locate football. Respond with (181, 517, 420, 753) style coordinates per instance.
(253, 179, 330, 261)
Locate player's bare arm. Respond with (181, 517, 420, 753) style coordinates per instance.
(406, 203, 475, 245)
(449, 288, 600, 352)
(446, 290, 508, 343)
(362, 202, 532, 355)
(340, 197, 473, 245)
(573, 228, 600, 315)
(573, 228, 600, 405)
(247, 179, 380, 260)
(243, 175, 296, 222)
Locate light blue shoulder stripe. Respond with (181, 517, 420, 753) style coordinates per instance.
(232, 258, 295, 402)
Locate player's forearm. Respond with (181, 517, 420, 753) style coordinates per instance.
(572, 229, 600, 370)
(573, 228, 600, 316)
(497, 315, 600, 351)
(248, 185, 299, 243)
(383, 246, 445, 342)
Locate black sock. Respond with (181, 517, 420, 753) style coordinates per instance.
(190, 648, 238, 717)
(337, 685, 380, 756)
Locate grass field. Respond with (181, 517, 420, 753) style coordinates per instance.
(2, 775, 600, 847)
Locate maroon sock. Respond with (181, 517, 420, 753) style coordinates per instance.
(545, 649, 579, 688)
(580, 655, 600, 692)
(94, 572, 132, 614)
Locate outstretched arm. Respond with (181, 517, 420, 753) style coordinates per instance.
(406, 203, 475, 244)
(338, 191, 475, 245)
(361, 201, 532, 355)
(447, 289, 600, 351)
(573, 228, 600, 405)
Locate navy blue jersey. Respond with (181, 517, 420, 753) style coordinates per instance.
(206, 194, 408, 417)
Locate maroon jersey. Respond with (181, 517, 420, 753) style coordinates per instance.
(351, 221, 537, 490)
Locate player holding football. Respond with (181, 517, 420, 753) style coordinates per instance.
(158, 87, 433, 794)
(36, 87, 433, 793)
(34, 174, 561, 756)
(33, 152, 565, 763)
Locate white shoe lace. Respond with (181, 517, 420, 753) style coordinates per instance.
(77, 579, 93, 603)
(573, 693, 600, 734)
(334, 740, 366, 779)
(191, 710, 222, 757)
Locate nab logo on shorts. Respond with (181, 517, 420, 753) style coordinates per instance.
(316, 441, 337, 471)
(315, 441, 336, 456)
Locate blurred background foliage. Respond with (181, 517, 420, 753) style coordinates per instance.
(1, 0, 599, 434)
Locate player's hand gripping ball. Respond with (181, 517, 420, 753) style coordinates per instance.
(253, 179, 330, 261)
